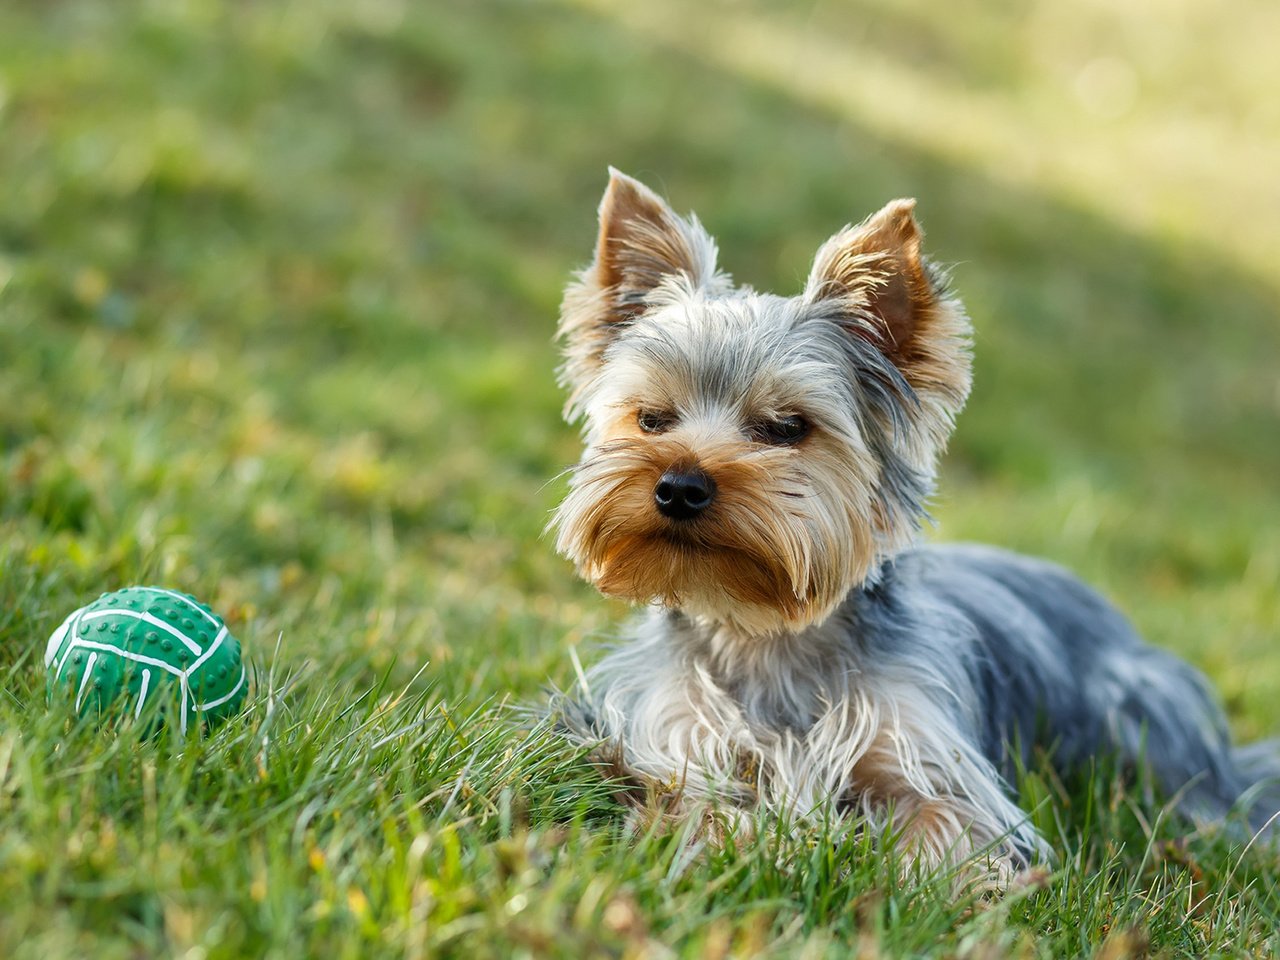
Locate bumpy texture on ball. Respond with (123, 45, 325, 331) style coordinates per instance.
(45, 586, 248, 733)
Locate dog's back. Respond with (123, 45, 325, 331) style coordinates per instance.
(883, 543, 1280, 835)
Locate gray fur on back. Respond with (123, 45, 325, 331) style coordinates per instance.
(866, 544, 1257, 816)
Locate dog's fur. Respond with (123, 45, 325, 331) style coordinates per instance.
(550, 169, 1279, 878)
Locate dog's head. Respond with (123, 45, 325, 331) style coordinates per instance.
(551, 170, 972, 635)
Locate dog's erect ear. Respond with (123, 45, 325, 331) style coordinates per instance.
(805, 199, 932, 367)
(558, 169, 724, 413)
(591, 169, 719, 305)
(804, 199, 971, 412)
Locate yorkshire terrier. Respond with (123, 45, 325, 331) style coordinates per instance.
(550, 169, 1279, 880)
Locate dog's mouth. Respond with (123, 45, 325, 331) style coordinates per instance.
(651, 523, 715, 548)
(598, 529, 708, 572)
(654, 530, 692, 549)
(588, 525, 808, 618)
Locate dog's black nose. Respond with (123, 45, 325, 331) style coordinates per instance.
(654, 468, 716, 521)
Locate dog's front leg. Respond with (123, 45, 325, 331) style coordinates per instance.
(845, 727, 1039, 888)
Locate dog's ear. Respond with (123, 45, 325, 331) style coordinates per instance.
(805, 199, 932, 368)
(804, 199, 970, 410)
(591, 168, 719, 305)
(558, 169, 723, 411)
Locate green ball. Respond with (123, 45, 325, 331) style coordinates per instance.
(45, 586, 248, 733)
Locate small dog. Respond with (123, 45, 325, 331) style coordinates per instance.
(550, 169, 1278, 879)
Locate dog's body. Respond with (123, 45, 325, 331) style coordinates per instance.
(561, 542, 1275, 868)
(550, 169, 1279, 876)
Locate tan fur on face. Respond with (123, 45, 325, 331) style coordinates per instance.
(557, 429, 810, 630)
(554, 405, 893, 634)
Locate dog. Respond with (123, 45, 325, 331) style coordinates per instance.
(549, 168, 1279, 881)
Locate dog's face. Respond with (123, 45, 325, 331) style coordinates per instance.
(552, 170, 972, 635)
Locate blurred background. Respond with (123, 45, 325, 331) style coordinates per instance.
(2, 0, 1278, 732)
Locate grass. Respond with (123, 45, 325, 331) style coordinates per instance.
(1, 0, 1277, 956)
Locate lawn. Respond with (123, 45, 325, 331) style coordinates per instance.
(1, 1, 1278, 956)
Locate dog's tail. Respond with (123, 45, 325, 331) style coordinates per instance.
(1108, 649, 1280, 840)
(1228, 739, 1280, 838)
(1179, 738, 1280, 840)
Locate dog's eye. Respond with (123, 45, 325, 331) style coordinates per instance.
(751, 415, 809, 445)
(637, 410, 676, 434)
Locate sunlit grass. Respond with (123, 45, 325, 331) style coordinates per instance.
(572, 0, 1280, 277)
